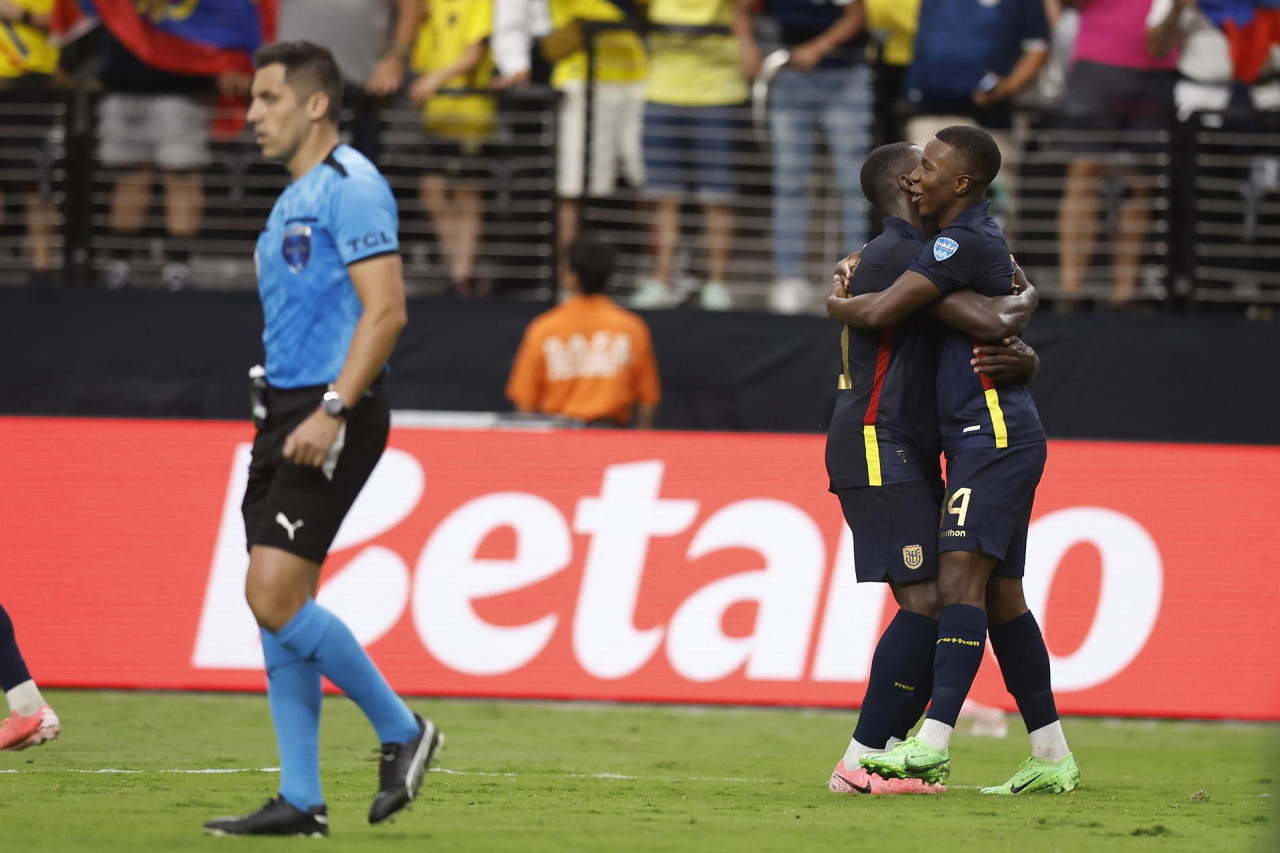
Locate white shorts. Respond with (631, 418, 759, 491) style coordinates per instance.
(98, 93, 214, 171)
(556, 81, 646, 199)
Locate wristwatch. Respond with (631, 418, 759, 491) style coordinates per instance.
(321, 389, 348, 419)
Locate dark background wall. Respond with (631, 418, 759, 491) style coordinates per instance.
(5, 288, 1277, 445)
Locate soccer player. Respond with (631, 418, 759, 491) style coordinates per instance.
(829, 126, 1079, 795)
(826, 141, 1038, 795)
(506, 234, 661, 428)
(203, 42, 442, 838)
(0, 604, 60, 751)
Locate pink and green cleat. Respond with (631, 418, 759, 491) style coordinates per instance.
(0, 705, 61, 751)
(829, 760, 946, 794)
(858, 736, 950, 785)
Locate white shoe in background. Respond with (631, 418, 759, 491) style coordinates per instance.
(769, 277, 812, 314)
(699, 280, 732, 311)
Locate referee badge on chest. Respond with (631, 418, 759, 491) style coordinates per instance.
(282, 222, 312, 273)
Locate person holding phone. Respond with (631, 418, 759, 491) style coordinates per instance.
(902, 0, 1052, 234)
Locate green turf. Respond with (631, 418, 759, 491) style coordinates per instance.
(0, 690, 1274, 852)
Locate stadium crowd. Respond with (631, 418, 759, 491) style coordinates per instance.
(0, 0, 1277, 309)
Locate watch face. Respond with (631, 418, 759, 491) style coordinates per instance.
(322, 392, 344, 416)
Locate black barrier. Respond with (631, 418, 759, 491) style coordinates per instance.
(2, 287, 1276, 445)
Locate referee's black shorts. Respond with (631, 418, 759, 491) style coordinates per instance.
(241, 381, 389, 564)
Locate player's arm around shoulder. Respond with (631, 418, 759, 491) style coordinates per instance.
(826, 269, 942, 330)
(929, 262, 1039, 341)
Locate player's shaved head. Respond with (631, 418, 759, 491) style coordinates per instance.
(253, 40, 344, 124)
(934, 125, 1002, 190)
(861, 142, 921, 211)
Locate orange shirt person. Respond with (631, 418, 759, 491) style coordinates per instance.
(506, 235, 661, 428)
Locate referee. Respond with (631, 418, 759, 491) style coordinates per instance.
(204, 42, 441, 838)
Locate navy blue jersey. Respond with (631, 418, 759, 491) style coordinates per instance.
(256, 144, 400, 389)
(827, 217, 943, 491)
(908, 200, 1045, 455)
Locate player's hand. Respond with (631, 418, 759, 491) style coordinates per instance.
(832, 249, 863, 297)
(366, 55, 407, 96)
(409, 73, 445, 107)
(972, 337, 1038, 382)
(788, 42, 825, 71)
(0, 0, 22, 23)
(282, 408, 344, 468)
(492, 70, 531, 91)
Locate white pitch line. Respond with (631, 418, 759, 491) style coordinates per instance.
(1, 766, 781, 784)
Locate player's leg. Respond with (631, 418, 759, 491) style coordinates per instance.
(981, 516, 1079, 795)
(864, 447, 1043, 783)
(829, 484, 944, 794)
(0, 603, 60, 751)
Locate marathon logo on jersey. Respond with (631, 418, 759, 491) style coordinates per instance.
(933, 237, 959, 262)
(283, 223, 312, 273)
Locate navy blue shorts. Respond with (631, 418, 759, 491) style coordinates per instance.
(836, 481, 943, 585)
(939, 442, 1047, 578)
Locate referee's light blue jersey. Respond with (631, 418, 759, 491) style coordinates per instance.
(255, 144, 400, 389)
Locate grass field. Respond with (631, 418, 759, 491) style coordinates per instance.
(1, 691, 1274, 852)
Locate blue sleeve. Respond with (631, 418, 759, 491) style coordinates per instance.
(907, 229, 982, 296)
(1017, 0, 1050, 44)
(330, 173, 400, 266)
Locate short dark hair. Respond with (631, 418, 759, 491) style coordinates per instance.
(860, 141, 920, 210)
(567, 234, 616, 295)
(253, 40, 344, 124)
(935, 125, 1002, 188)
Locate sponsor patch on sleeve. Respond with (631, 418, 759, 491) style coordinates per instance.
(933, 237, 959, 261)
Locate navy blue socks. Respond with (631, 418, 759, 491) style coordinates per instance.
(0, 604, 32, 692)
(926, 604, 988, 727)
(854, 609, 938, 748)
(989, 610, 1060, 732)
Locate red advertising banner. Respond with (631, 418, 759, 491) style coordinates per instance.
(1, 417, 1277, 720)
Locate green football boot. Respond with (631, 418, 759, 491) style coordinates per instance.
(981, 754, 1081, 795)
(859, 736, 951, 785)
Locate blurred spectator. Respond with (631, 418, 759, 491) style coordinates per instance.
(634, 0, 760, 310)
(408, 0, 495, 298)
(491, 0, 546, 89)
(1055, 0, 1177, 307)
(278, 0, 422, 163)
(1147, 0, 1280, 120)
(863, 0, 919, 148)
(904, 0, 1050, 231)
(506, 234, 661, 427)
(89, 0, 269, 290)
(539, 0, 648, 272)
(766, 0, 869, 314)
(0, 0, 58, 285)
